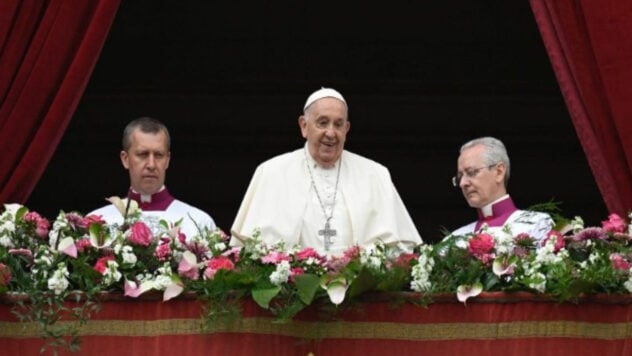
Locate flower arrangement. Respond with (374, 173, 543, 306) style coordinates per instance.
(2, 201, 632, 353)
(410, 214, 632, 302)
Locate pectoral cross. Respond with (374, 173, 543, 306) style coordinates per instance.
(318, 221, 337, 251)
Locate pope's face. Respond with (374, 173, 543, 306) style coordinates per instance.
(120, 128, 170, 195)
(299, 97, 350, 168)
(457, 144, 506, 208)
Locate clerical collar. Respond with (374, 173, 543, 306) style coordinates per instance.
(303, 143, 340, 170)
(127, 187, 175, 211)
(475, 195, 517, 230)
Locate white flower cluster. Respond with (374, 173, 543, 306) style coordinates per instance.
(102, 260, 122, 286)
(47, 213, 69, 249)
(488, 226, 515, 255)
(47, 263, 70, 295)
(360, 241, 386, 271)
(519, 238, 568, 293)
(0, 204, 19, 248)
(410, 245, 435, 292)
(269, 260, 291, 286)
(115, 244, 138, 265)
(624, 268, 632, 293)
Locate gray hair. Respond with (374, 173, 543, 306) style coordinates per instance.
(122, 117, 171, 151)
(460, 136, 510, 186)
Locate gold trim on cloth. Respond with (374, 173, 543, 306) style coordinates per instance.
(2, 318, 632, 340)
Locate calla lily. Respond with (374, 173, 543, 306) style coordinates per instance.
(456, 282, 483, 303)
(106, 196, 139, 218)
(89, 228, 114, 249)
(57, 236, 77, 258)
(492, 256, 515, 277)
(178, 251, 200, 280)
(124, 279, 155, 298)
(321, 276, 348, 305)
(3, 203, 23, 215)
(163, 277, 184, 301)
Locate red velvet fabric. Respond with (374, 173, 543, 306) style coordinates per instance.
(0, 0, 120, 205)
(530, 0, 632, 217)
(2, 293, 632, 356)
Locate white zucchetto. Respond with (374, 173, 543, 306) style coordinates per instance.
(303, 87, 347, 112)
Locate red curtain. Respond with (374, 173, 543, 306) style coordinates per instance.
(0, 0, 120, 205)
(530, 0, 632, 217)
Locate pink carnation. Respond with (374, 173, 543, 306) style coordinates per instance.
(296, 247, 319, 261)
(602, 213, 626, 234)
(204, 256, 235, 279)
(24, 212, 50, 239)
(154, 242, 172, 261)
(94, 255, 115, 275)
(261, 251, 291, 264)
(610, 253, 631, 271)
(468, 233, 495, 264)
(75, 238, 92, 253)
(129, 222, 153, 246)
(541, 230, 565, 253)
(84, 214, 106, 227)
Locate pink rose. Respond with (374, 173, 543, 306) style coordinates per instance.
(602, 213, 626, 233)
(610, 253, 631, 271)
(0, 263, 11, 287)
(468, 233, 495, 264)
(94, 255, 115, 275)
(129, 222, 153, 246)
(204, 256, 235, 279)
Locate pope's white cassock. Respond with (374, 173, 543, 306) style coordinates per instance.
(231, 146, 423, 256)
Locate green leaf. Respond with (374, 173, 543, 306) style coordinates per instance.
(251, 285, 281, 309)
(294, 273, 320, 305)
(346, 267, 378, 298)
(15, 205, 29, 221)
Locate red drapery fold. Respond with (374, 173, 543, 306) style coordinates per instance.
(530, 0, 632, 217)
(0, 0, 120, 205)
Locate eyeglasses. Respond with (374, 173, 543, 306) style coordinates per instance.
(451, 164, 497, 187)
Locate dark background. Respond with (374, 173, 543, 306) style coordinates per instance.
(27, 1, 607, 242)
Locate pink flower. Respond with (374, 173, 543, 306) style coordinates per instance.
(84, 214, 106, 227)
(394, 252, 418, 268)
(128, 222, 153, 246)
(0, 263, 11, 287)
(222, 247, 242, 263)
(9, 248, 33, 259)
(76, 238, 92, 253)
(204, 256, 235, 279)
(610, 253, 631, 271)
(343, 245, 361, 260)
(261, 251, 291, 264)
(155, 242, 172, 261)
(289, 267, 305, 283)
(66, 212, 88, 229)
(296, 247, 320, 261)
(541, 230, 565, 253)
(602, 213, 626, 233)
(468, 233, 495, 264)
(178, 252, 200, 280)
(24, 212, 50, 239)
(94, 255, 115, 275)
